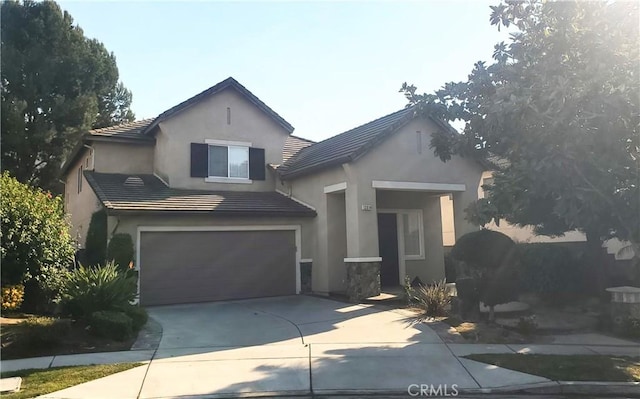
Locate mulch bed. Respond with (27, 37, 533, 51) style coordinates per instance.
(1, 315, 135, 360)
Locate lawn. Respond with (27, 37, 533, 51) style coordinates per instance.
(0, 316, 135, 360)
(465, 354, 640, 382)
(0, 363, 143, 399)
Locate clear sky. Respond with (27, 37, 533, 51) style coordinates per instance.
(57, 1, 508, 142)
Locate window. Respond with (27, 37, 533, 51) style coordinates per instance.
(190, 141, 265, 182)
(480, 177, 494, 199)
(77, 166, 83, 194)
(208, 145, 249, 179)
(401, 210, 424, 259)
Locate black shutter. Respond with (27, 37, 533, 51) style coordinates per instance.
(249, 147, 266, 180)
(190, 143, 208, 177)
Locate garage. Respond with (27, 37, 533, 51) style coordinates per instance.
(139, 229, 298, 306)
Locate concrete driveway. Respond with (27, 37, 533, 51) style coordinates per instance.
(141, 295, 479, 397)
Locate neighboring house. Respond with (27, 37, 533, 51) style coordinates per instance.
(61, 77, 484, 306)
(440, 170, 632, 261)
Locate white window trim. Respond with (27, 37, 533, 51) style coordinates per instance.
(372, 180, 466, 192)
(205, 139, 252, 147)
(378, 209, 426, 283)
(205, 176, 253, 184)
(136, 225, 302, 304)
(205, 139, 251, 183)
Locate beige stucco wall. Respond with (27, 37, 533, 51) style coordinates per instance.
(64, 148, 101, 247)
(282, 116, 483, 293)
(93, 141, 155, 175)
(153, 87, 289, 191)
(352, 117, 483, 240)
(278, 167, 347, 294)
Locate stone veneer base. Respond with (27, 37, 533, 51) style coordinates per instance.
(345, 261, 381, 302)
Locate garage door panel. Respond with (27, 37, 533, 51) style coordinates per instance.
(140, 230, 296, 305)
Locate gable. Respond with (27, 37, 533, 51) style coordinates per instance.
(351, 117, 484, 184)
(144, 77, 293, 135)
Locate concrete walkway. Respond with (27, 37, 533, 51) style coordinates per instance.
(0, 296, 637, 398)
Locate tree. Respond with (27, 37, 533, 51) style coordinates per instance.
(0, 172, 75, 310)
(401, 1, 639, 290)
(1, 0, 135, 191)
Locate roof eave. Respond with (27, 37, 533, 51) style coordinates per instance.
(103, 208, 316, 217)
(279, 156, 352, 181)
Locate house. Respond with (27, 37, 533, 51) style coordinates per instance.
(61, 77, 485, 306)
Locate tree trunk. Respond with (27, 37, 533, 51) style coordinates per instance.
(585, 231, 608, 296)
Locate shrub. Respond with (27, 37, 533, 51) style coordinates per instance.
(621, 317, 640, 339)
(106, 233, 134, 272)
(444, 253, 457, 283)
(516, 315, 538, 335)
(85, 209, 107, 267)
(0, 172, 75, 310)
(62, 261, 137, 318)
(517, 243, 580, 295)
(1, 284, 24, 311)
(90, 310, 133, 341)
(451, 229, 519, 321)
(19, 316, 71, 347)
(121, 304, 148, 331)
(407, 279, 451, 317)
(36, 264, 72, 306)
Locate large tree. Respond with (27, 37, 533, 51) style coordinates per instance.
(401, 1, 639, 288)
(1, 0, 134, 190)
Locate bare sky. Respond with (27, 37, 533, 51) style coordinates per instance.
(58, 1, 509, 141)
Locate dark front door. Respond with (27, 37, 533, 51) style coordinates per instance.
(378, 213, 399, 287)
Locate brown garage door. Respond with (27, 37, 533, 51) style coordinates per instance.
(139, 230, 296, 306)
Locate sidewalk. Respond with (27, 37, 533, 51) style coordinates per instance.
(1, 337, 637, 398)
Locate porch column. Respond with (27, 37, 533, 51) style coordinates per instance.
(344, 183, 381, 301)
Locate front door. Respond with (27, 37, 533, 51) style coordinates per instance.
(377, 213, 399, 287)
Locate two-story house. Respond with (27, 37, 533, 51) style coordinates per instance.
(61, 77, 484, 306)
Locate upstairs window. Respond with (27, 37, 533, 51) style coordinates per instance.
(208, 145, 249, 179)
(191, 140, 265, 182)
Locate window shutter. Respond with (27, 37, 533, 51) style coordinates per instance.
(249, 147, 266, 181)
(190, 143, 208, 177)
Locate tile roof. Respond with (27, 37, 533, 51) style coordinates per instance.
(88, 119, 155, 141)
(142, 77, 294, 135)
(278, 107, 416, 179)
(283, 135, 315, 162)
(84, 172, 316, 217)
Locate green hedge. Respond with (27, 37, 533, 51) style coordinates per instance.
(517, 243, 581, 294)
(107, 233, 134, 272)
(90, 310, 133, 341)
(19, 317, 71, 347)
(121, 304, 148, 331)
(85, 209, 107, 267)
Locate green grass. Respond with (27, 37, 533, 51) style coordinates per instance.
(0, 363, 143, 399)
(465, 354, 640, 382)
